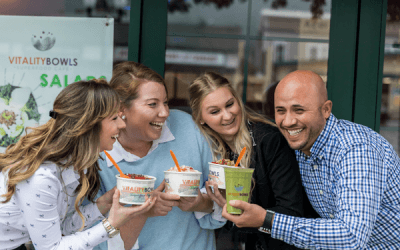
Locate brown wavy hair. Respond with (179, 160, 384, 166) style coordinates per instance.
(0, 79, 120, 230)
(189, 72, 276, 168)
(110, 61, 167, 108)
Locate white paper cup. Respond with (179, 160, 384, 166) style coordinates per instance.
(164, 170, 202, 197)
(116, 174, 156, 204)
(208, 162, 238, 189)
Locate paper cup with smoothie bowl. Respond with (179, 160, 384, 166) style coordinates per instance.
(164, 165, 202, 196)
(116, 173, 156, 204)
(208, 159, 240, 189)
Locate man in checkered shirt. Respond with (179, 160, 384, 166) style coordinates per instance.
(223, 70, 400, 249)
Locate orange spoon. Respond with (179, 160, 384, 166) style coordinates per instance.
(103, 150, 129, 178)
(170, 150, 182, 172)
(234, 147, 246, 167)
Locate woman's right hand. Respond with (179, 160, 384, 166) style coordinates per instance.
(96, 186, 117, 216)
(205, 180, 226, 208)
(145, 180, 180, 217)
(107, 188, 156, 229)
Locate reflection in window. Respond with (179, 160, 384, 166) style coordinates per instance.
(246, 40, 328, 114)
(310, 47, 317, 61)
(276, 45, 284, 62)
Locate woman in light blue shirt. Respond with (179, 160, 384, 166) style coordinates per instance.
(95, 61, 226, 250)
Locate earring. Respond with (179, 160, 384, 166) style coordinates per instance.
(122, 115, 126, 120)
(200, 122, 204, 125)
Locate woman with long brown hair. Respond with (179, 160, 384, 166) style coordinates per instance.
(0, 79, 155, 250)
(189, 72, 308, 250)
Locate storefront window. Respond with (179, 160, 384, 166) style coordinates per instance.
(167, 0, 249, 36)
(380, 19, 400, 155)
(166, 0, 331, 117)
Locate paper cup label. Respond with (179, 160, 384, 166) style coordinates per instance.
(208, 163, 237, 189)
(116, 176, 156, 204)
(208, 168, 225, 189)
(164, 172, 201, 197)
(119, 187, 153, 204)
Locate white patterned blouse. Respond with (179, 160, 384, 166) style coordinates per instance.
(0, 162, 109, 250)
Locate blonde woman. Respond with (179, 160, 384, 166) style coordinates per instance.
(0, 79, 155, 250)
(189, 72, 309, 250)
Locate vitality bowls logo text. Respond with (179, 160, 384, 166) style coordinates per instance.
(122, 186, 154, 194)
(180, 179, 200, 186)
(9, 57, 78, 66)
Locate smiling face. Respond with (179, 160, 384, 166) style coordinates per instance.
(200, 87, 242, 143)
(121, 81, 169, 145)
(99, 113, 126, 151)
(274, 71, 332, 156)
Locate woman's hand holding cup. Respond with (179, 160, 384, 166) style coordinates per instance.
(145, 180, 180, 217)
(205, 180, 226, 208)
(107, 188, 156, 230)
(178, 189, 213, 213)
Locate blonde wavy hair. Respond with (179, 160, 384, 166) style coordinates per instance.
(189, 72, 276, 168)
(0, 79, 120, 230)
(110, 61, 167, 108)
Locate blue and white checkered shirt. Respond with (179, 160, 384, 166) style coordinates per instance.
(271, 114, 400, 250)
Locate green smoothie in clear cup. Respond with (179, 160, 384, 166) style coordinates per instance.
(225, 168, 254, 214)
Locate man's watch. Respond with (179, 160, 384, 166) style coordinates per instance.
(102, 218, 120, 238)
(258, 210, 275, 234)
